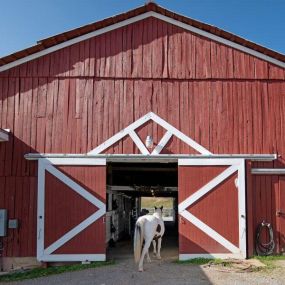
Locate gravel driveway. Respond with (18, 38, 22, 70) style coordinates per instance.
(2, 240, 285, 285)
(3, 257, 285, 285)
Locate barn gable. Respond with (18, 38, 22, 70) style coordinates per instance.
(0, 3, 285, 79)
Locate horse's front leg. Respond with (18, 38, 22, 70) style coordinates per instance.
(138, 239, 152, 272)
(156, 237, 162, 259)
(152, 240, 157, 256)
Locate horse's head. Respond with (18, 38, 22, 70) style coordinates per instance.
(154, 206, 163, 218)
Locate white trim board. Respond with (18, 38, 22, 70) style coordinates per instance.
(151, 131, 172, 155)
(37, 158, 106, 262)
(88, 112, 212, 155)
(0, 129, 9, 142)
(43, 158, 106, 165)
(178, 158, 244, 166)
(1, 11, 285, 73)
(25, 153, 277, 161)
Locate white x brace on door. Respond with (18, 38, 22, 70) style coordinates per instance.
(178, 158, 246, 259)
(37, 158, 106, 262)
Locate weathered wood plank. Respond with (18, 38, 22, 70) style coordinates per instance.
(36, 78, 47, 118)
(195, 35, 211, 78)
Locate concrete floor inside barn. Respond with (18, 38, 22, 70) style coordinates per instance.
(107, 221, 179, 262)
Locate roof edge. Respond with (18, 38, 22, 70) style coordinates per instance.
(1, 2, 285, 72)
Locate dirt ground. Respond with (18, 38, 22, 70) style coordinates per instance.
(3, 239, 285, 285)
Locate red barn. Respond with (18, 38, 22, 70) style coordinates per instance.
(1, 3, 285, 270)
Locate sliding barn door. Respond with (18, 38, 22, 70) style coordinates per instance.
(37, 158, 106, 262)
(178, 159, 246, 260)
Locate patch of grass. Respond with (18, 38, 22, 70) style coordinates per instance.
(0, 260, 115, 282)
(255, 255, 285, 270)
(174, 258, 227, 266)
(255, 255, 285, 262)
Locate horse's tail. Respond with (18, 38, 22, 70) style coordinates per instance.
(134, 221, 143, 263)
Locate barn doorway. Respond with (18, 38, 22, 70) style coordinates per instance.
(106, 163, 178, 261)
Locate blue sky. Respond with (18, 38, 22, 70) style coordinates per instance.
(0, 0, 285, 57)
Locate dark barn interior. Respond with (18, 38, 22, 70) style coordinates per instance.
(105, 163, 178, 260)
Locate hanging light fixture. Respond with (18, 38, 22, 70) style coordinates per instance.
(145, 135, 153, 149)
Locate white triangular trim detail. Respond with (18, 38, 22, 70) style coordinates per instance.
(151, 130, 172, 155)
(88, 112, 212, 155)
(129, 130, 150, 155)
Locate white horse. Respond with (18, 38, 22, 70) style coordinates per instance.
(134, 206, 165, 272)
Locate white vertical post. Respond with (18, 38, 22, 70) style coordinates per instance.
(37, 159, 46, 260)
(238, 159, 247, 258)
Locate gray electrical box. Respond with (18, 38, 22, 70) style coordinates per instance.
(0, 209, 8, 236)
(8, 219, 19, 229)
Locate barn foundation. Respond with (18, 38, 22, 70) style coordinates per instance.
(1, 257, 41, 272)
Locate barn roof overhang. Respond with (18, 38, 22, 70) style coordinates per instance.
(24, 153, 277, 163)
(0, 129, 9, 142)
(1, 2, 285, 72)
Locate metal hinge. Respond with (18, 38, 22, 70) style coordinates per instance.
(276, 210, 285, 217)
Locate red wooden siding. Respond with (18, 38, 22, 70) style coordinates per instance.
(279, 178, 285, 253)
(1, 17, 285, 80)
(248, 163, 285, 255)
(0, 16, 285, 257)
(179, 166, 239, 254)
(45, 166, 106, 254)
(1, 79, 285, 157)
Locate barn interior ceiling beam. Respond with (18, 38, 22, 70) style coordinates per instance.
(110, 166, 177, 172)
(25, 153, 277, 162)
(107, 185, 178, 192)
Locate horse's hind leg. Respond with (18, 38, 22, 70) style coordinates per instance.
(157, 237, 162, 259)
(152, 240, 157, 256)
(138, 239, 152, 272)
(146, 250, 151, 263)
